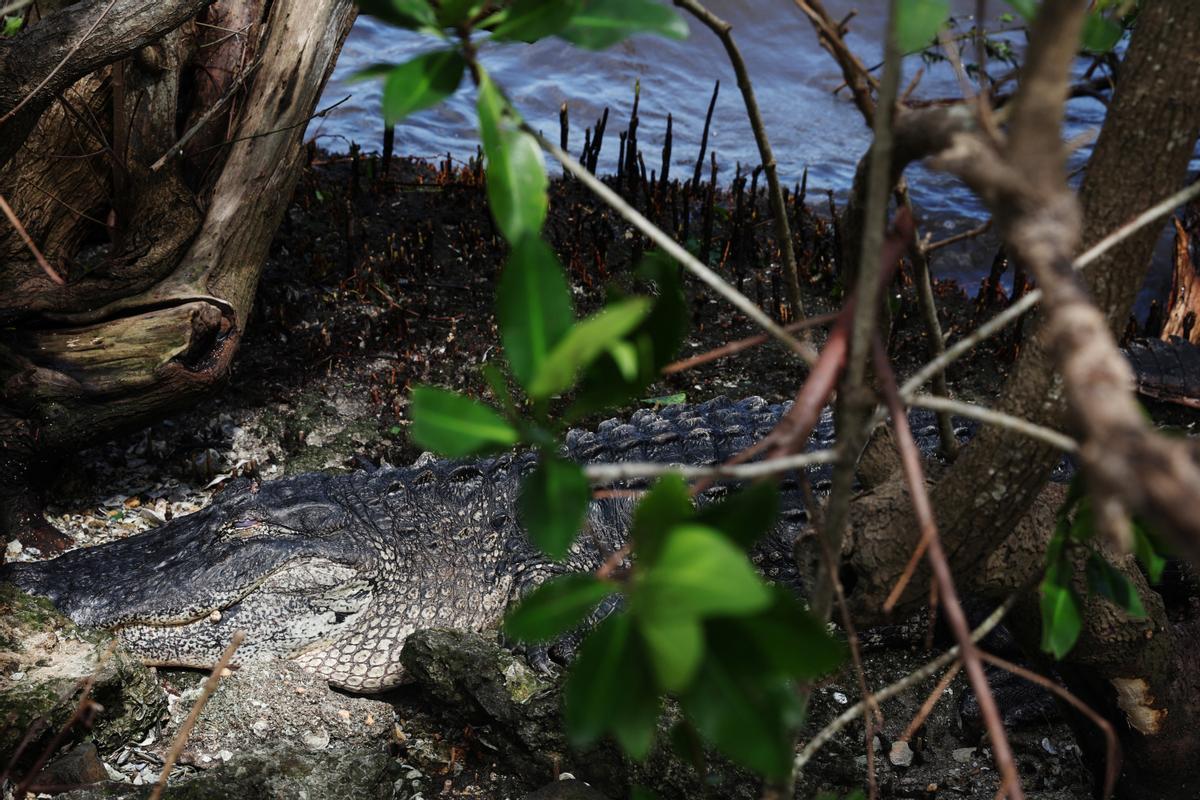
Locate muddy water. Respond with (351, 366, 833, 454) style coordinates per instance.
(313, 2, 1176, 309)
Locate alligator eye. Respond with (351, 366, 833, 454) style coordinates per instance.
(221, 519, 264, 539)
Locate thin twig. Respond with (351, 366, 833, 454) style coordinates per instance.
(674, 0, 806, 322)
(909, 394, 1078, 452)
(149, 632, 244, 800)
(582, 449, 836, 484)
(0, 192, 64, 284)
(795, 591, 1021, 771)
(926, 219, 993, 252)
(873, 339, 1024, 799)
(663, 312, 837, 374)
(899, 661, 962, 743)
(190, 95, 351, 157)
(150, 57, 263, 171)
(899, 178, 1200, 399)
(0, 0, 118, 129)
(530, 127, 818, 366)
(810, 0, 904, 625)
(979, 651, 1119, 799)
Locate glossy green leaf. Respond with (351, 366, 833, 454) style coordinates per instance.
(559, 0, 688, 50)
(2, 15, 23, 36)
(695, 480, 780, 551)
(1005, 0, 1037, 20)
(528, 297, 653, 398)
(895, 0, 950, 52)
(504, 573, 619, 642)
(1133, 518, 1168, 584)
(679, 630, 804, 779)
(409, 386, 518, 456)
(631, 474, 694, 566)
(1082, 12, 1122, 53)
(639, 525, 772, 618)
(731, 588, 845, 680)
(639, 614, 703, 691)
(565, 612, 661, 759)
(477, 73, 548, 243)
(357, 0, 440, 31)
(564, 612, 633, 744)
(497, 235, 575, 389)
(436, 0, 485, 27)
(492, 0, 582, 42)
(1086, 554, 1146, 618)
(519, 456, 590, 559)
(381, 50, 465, 125)
(1039, 560, 1082, 659)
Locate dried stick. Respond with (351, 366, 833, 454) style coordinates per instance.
(979, 651, 1119, 800)
(149, 632, 245, 800)
(0, 192, 65, 285)
(810, 0, 904, 624)
(896, 180, 957, 458)
(530, 126, 818, 366)
(873, 339, 1024, 799)
(899, 178, 1200, 401)
(674, 0, 806, 322)
(662, 312, 838, 374)
(150, 57, 263, 172)
(582, 448, 835, 484)
(909, 394, 1078, 452)
(926, 219, 993, 252)
(898, 661, 962, 743)
(795, 591, 1021, 772)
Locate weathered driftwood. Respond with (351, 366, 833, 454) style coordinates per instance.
(1162, 199, 1200, 343)
(0, 0, 357, 547)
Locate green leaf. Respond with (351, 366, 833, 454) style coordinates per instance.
(564, 612, 661, 759)
(607, 340, 640, 381)
(497, 235, 575, 389)
(641, 392, 687, 406)
(477, 72, 548, 243)
(895, 0, 950, 52)
(380, 50, 465, 125)
(492, 0, 583, 42)
(639, 614, 703, 691)
(695, 480, 780, 551)
(732, 589, 845, 680)
(559, 0, 688, 50)
(564, 612, 633, 744)
(2, 15, 23, 36)
(1039, 559, 1082, 659)
(1133, 518, 1168, 584)
(529, 298, 653, 398)
(357, 0, 440, 31)
(504, 573, 619, 642)
(1005, 0, 1037, 21)
(631, 474, 694, 566)
(638, 525, 772, 619)
(1085, 554, 1146, 618)
(680, 629, 804, 779)
(436, 0, 485, 27)
(519, 456, 590, 559)
(1082, 12, 1122, 53)
(409, 386, 518, 456)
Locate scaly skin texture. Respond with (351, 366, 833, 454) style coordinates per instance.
(2, 397, 829, 692)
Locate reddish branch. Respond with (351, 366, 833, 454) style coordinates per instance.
(872, 338, 1025, 799)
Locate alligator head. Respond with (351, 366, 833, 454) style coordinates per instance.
(2, 476, 376, 679)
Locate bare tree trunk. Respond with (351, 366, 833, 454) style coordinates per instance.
(0, 0, 357, 551)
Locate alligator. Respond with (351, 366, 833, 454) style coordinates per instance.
(3, 329, 1196, 693)
(1, 396, 840, 692)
